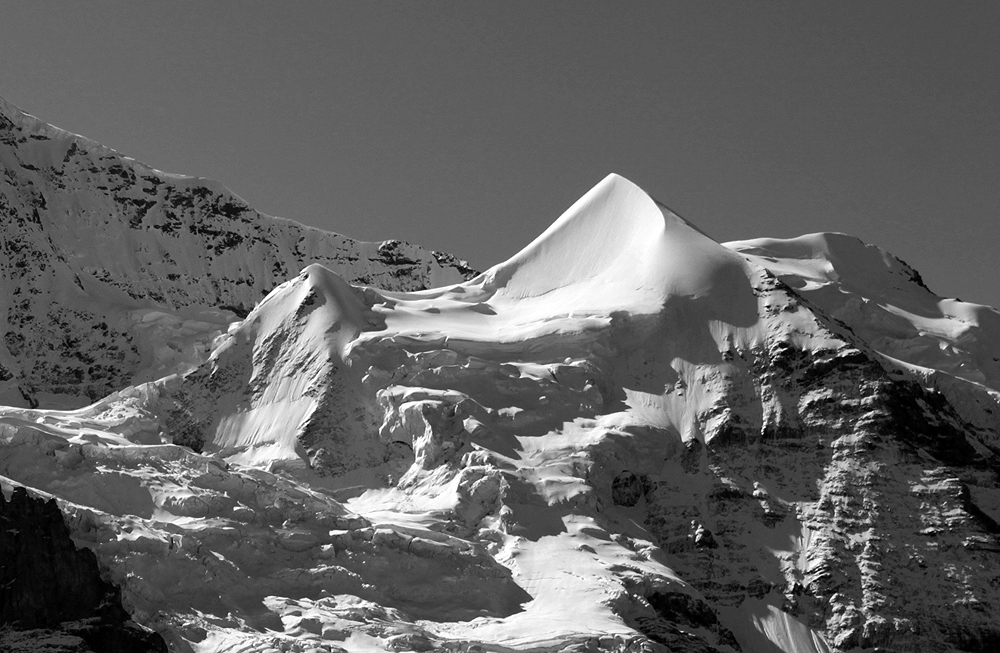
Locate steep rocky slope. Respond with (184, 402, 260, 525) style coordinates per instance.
(2, 102, 1000, 653)
(0, 485, 167, 652)
(0, 97, 474, 409)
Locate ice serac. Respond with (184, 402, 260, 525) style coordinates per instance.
(0, 96, 475, 409)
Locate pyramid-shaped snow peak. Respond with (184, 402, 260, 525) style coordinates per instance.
(482, 173, 758, 320)
(365, 174, 760, 345)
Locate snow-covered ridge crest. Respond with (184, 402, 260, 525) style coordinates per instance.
(727, 232, 1000, 434)
(0, 96, 120, 162)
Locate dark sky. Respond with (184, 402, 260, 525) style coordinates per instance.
(3, 2, 998, 308)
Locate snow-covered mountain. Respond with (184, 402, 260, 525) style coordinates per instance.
(727, 233, 1000, 438)
(0, 97, 473, 409)
(3, 101, 1000, 653)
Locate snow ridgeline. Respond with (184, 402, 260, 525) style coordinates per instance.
(2, 156, 1000, 651)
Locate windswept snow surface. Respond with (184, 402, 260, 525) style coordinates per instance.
(3, 167, 1000, 652)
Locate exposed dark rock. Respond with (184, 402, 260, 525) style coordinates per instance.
(745, 577, 772, 599)
(631, 616, 733, 653)
(639, 591, 740, 651)
(647, 591, 720, 629)
(0, 486, 167, 652)
(612, 471, 644, 507)
(692, 523, 717, 549)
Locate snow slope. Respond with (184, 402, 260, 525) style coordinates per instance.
(2, 109, 1000, 653)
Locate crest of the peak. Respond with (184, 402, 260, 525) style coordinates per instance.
(480, 173, 758, 319)
(0, 95, 29, 119)
(725, 231, 934, 300)
(0, 96, 71, 136)
(256, 263, 369, 318)
(0, 96, 55, 134)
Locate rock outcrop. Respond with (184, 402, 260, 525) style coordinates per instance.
(0, 486, 167, 652)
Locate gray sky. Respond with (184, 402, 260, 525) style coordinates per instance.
(3, 2, 998, 308)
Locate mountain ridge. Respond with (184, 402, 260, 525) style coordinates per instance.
(1, 100, 1000, 653)
(0, 95, 475, 409)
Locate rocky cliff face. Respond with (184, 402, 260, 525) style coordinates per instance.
(0, 97, 474, 408)
(0, 486, 167, 652)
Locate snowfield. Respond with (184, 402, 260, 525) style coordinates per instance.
(3, 99, 1000, 653)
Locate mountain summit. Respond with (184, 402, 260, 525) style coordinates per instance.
(2, 101, 1000, 653)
